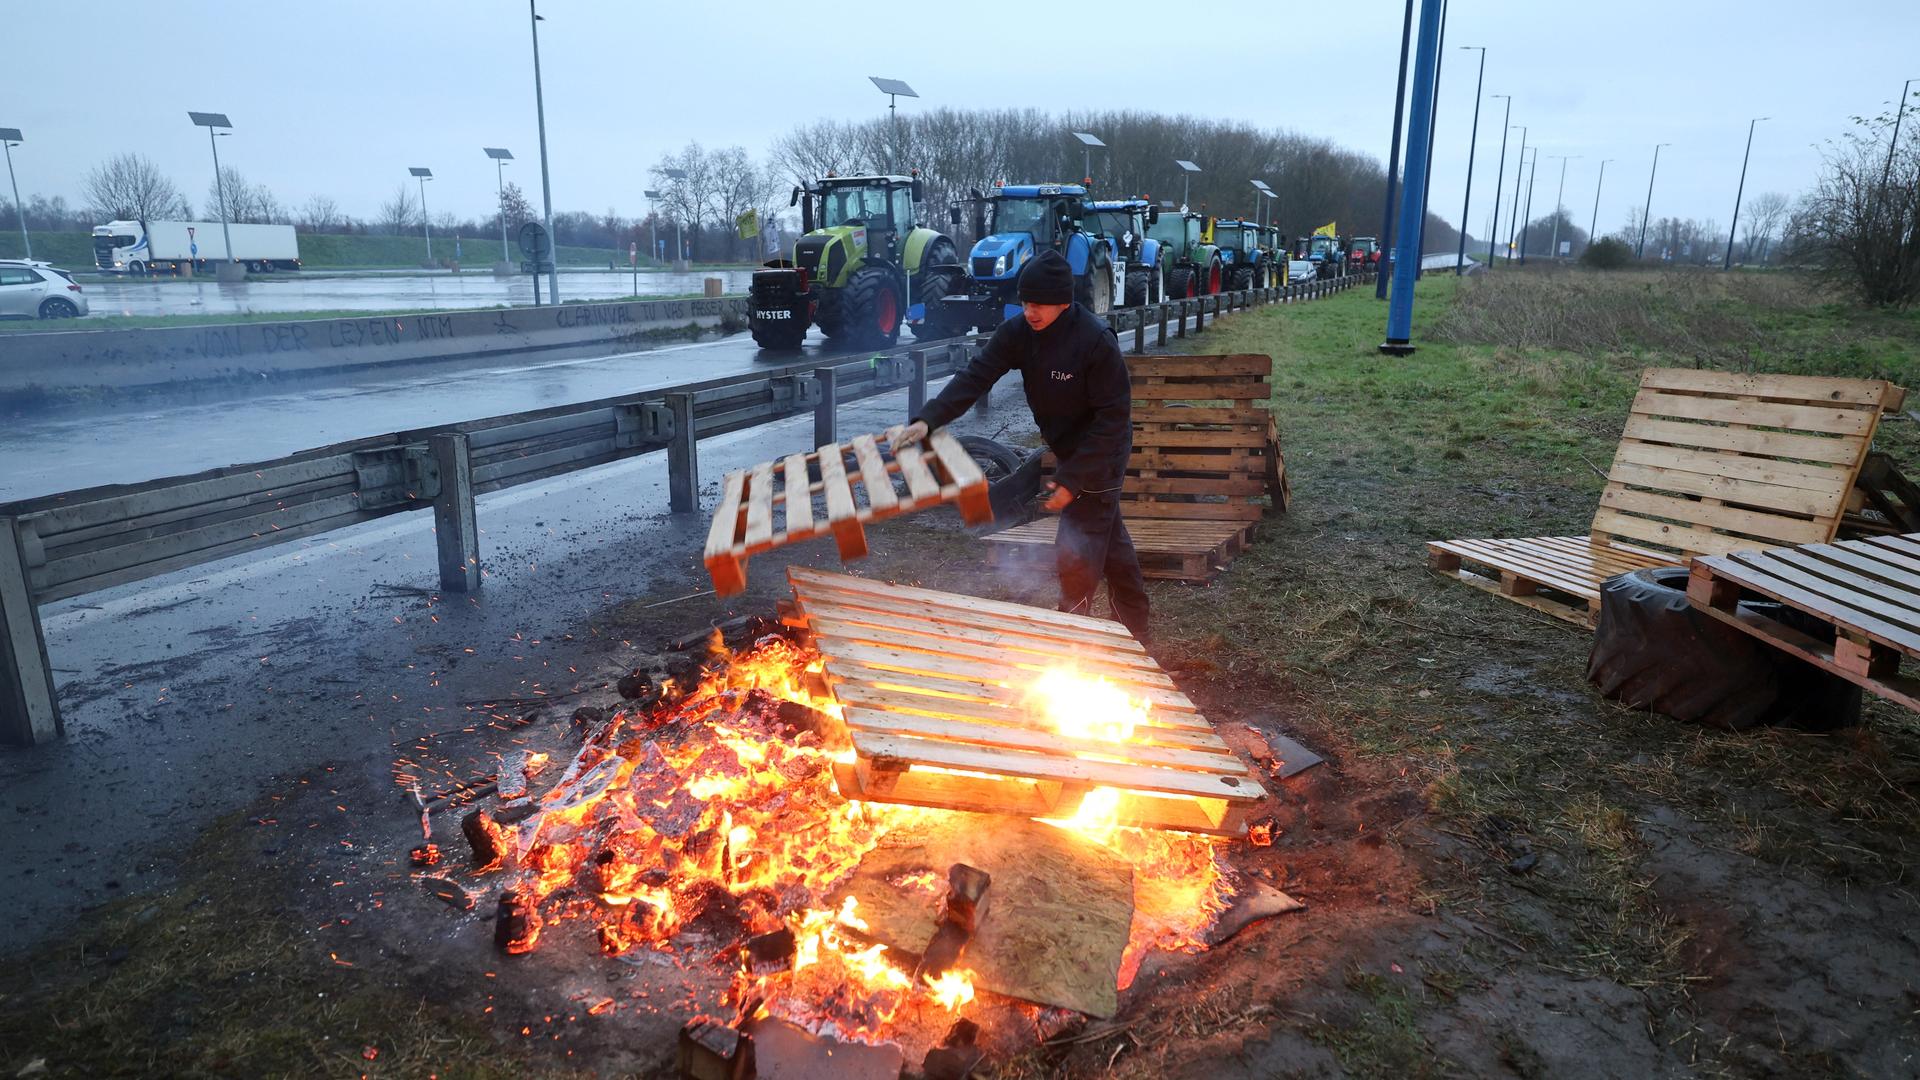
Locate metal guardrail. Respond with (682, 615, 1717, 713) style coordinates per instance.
(0, 270, 1374, 744)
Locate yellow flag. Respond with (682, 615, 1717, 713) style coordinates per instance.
(735, 209, 760, 240)
(1313, 221, 1338, 239)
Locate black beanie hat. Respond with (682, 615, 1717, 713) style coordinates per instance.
(1017, 249, 1075, 306)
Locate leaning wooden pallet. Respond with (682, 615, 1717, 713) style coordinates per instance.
(1428, 369, 1906, 627)
(1687, 533, 1920, 713)
(703, 428, 990, 596)
(984, 354, 1286, 583)
(784, 567, 1266, 836)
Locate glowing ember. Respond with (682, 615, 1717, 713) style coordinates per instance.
(414, 635, 1239, 1046)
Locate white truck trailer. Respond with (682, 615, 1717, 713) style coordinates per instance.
(92, 220, 301, 274)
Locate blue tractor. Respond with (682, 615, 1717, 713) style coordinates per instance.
(1211, 219, 1277, 291)
(1084, 198, 1169, 306)
(924, 183, 1123, 336)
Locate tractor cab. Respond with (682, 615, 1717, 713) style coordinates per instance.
(789, 174, 921, 287)
(1212, 220, 1259, 263)
(965, 183, 1092, 287)
(1084, 198, 1159, 265)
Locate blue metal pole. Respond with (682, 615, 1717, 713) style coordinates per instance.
(1380, 0, 1446, 354)
(1375, 0, 1417, 301)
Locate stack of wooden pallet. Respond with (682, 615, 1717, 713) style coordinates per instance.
(783, 567, 1265, 835)
(983, 354, 1286, 582)
(703, 429, 990, 595)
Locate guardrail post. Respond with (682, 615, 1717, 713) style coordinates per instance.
(0, 516, 59, 746)
(1176, 300, 1189, 338)
(1130, 309, 1145, 354)
(907, 349, 928, 418)
(430, 433, 481, 593)
(1195, 297, 1207, 333)
(1157, 302, 1169, 347)
(667, 392, 698, 513)
(813, 367, 838, 445)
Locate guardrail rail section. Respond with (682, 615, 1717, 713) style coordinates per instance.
(0, 271, 1374, 744)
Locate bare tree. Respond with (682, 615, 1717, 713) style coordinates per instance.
(377, 183, 417, 236)
(1798, 115, 1919, 305)
(299, 194, 343, 232)
(205, 166, 283, 224)
(1740, 192, 1790, 263)
(493, 180, 533, 236)
(83, 153, 190, 221)
(652, 142, 721, 259)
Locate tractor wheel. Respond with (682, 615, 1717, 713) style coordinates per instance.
(1089, 262, 1114, 315)
(1167, 268, 1196, 299)
(1230, 267, 1254, 292)
(1125, 269, 1149, 307)
(910, 267, 962, 340)
(843, 266, 904, 347)
(1206, 259, 1223, 294)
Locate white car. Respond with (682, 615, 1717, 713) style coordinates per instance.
(0, 260, 90, 319)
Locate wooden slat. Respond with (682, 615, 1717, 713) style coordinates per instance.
(851, 732, 1261, 803)
(1130, 381, 1270, 401)
(795, 580, 1148, 654)
(1132, 406, 1270, 425)
(1606, 462, 1843, 518)
(821, 640, 1193, 711)
(818, 442, 856, 525)
(1610, 441, 1854, 493)
(1770, 548, 1920, 617)
(1126, 354, 1273, 377)
(830, 681, 1220, 745)
(1131, 429, 1270, 449)
(821, 659, 1201, 718)
(894, 443, 940, 502)
(1596, 487, 1833, 547)
(789, 567, 1132, 637)
(703, 470, 747, 559)
(781, 452, 813, 538)
(744, 462, 775, 548)
(1629, 389, 1877, 437)
(1619, 416, 1863, 465)
(814, 630, 1173, 688)
(851, 434, 898, 513)
(1429, 539, 1611, 599)
(840, 706, 1245, 774)
(1710, 552, 1920, 652)
(1588, 510, 1759, 558)
(1804, 543, 1920, 592)
(806, 614, 1164, 677)
(926, 428, 986, 489)
(1870, 535, 1920, 560)
(1638, 368, 1891, 407)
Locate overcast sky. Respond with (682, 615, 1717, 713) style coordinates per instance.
(7, 0, 1916, 239)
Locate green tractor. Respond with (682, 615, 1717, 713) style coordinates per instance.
(749, 173, 962, 351)
(1145, 208, 1224, 298)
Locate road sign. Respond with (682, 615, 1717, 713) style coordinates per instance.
(520, 260, 557, 274)
(188, 225, 197, 258)
(517, 222, 551, 261)
(629, 242, 637, 266)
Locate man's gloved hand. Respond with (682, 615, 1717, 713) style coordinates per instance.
(887, 420, 929, 448)
(1041, 481, 1074, 512)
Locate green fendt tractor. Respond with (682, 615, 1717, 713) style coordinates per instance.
(1146, 209, 1224, 298)
(749, 173, 962, 350)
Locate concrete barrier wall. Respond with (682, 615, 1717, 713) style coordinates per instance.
(0, 296, 749, 394)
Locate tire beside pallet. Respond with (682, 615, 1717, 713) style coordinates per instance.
(1586, 567, 1861, 730)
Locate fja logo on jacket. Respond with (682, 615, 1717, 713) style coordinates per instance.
(1050, 370, 1074, 381)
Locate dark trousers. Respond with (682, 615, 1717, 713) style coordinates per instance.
(1055, 493, 1150, 640)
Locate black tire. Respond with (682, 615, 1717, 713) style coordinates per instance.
(1203, 259, 1223, 295)
(957, 435, 1025, 482)
(841, 266, 904, 347)
(1125, 270, 1149, 307)
(1089, 262, 1113, 315)
(1167, 267, 1196, 300)
(38, 297, 78, 319)
(909, 266, 962, 340)
(1586, 567, 1862, 731)
(1230, 267, 1255, 292)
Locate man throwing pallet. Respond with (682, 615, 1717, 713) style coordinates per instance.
(890, 250, 1150, 640)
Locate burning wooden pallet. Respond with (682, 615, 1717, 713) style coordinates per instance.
(783, 567, 1265, 836)
(704, 428, 991, 595)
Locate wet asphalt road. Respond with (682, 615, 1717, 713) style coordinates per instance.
(77, 268, 758, 317)
(0, 325, 911, 502)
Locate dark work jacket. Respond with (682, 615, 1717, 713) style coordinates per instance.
(912, 304, 1131, 496)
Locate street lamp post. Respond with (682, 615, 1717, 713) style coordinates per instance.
(1724, 116, 1768, 270)
(1880, 78, 1917, 199)
(1376, 0, 1416, 300)
(1518, 148, 1539, 264)
(410, 167, 434, 266)
(663, 167, 689, 271)
(1588, 158, 1613, 251)
(529, 0, 558, 303)
(1455, 45, 1486, 274)
(188, 111, 237, 278)
(0, 128, 26, 260)
(1071, 131, 1105, 186)
(1484, 97, 1511, 268)
(1413, 0, 1450, 280)
(1638, 143, 1670, 259)
(484, 148, 513, 270)
(1175, 159, 1201, 209)
(1505, 126, 1526, 262)
(643, 189, 662, 268)
(869, 77, 919, 173)
(1547, 154, 1578, 259)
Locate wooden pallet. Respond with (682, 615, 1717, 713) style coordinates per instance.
(1843, 452, 1920, 537)
(704, 429, 990, 595)
(982, 354, 1284, 583)
(984, 516, 1251, 581)
(784, 567, 1265, 836)
(1429, 369, 1905, 627)
(1688, 533, 1920, 713)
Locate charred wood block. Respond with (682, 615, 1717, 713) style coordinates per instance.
(942, 1018, 980, 1048)
(745, 927, 797, 976)
(571, 705, 608, 733)
(944, 863, 991, 935)
(461, 809, 503, 867)
(617, 670, 655, 700)
(923, 1043, 986, 1080)
(495, 800, 540, 826)
(494, 888, 541, 954)
(774, 699, 835, 738)
(916, 923, 971, 982)
(677, 1016, 753, 1080)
